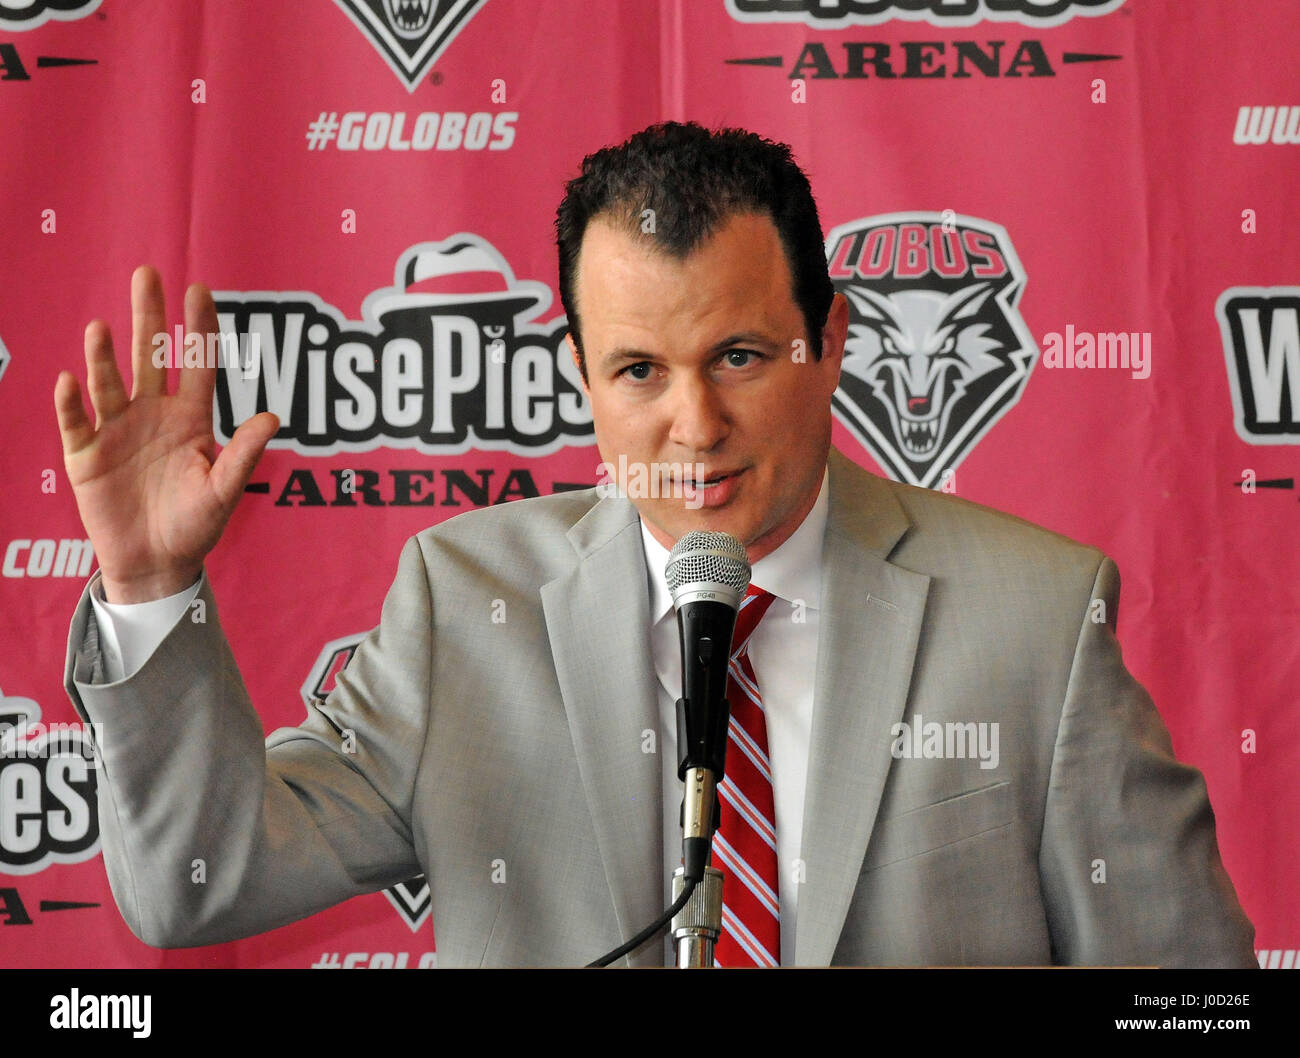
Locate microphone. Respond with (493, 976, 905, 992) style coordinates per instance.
(585, 530, 751, 967)
(665, 530, 751, 882)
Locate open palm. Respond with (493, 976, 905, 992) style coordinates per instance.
(54, 266, 280, 603)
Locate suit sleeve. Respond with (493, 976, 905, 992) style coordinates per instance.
(1037, 555, 1257, 967)
(63, 536, 432, 948)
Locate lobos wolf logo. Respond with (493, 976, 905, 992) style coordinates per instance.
(303, 635, 430, 931)
(827, 212, 1038, 488)
(334, 0, 487, 91)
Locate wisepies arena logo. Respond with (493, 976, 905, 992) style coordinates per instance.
(0, 0, 101, 30)
(726, 0, 1126, 27)
(0, 688, 100, 875)
(212, 235, 591, 457)
(827, 212, 1038, 489)
(1219, 287, 1300, 444)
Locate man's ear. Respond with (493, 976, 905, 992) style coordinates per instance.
(565, 332, 589, 391)
(820, 292, 848, 381)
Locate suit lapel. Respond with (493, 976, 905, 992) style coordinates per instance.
(540, 495, 665, 966)
(794, 451, 931, 965)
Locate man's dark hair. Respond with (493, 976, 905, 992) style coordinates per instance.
(555, 121, 834, 381)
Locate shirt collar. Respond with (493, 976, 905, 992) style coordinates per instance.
(640, 467, 829, 625)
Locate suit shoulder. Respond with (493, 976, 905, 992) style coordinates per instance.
(413, 487, 599, 544)
(881, 476, 1108, 587)
(403, 487, 603, 585)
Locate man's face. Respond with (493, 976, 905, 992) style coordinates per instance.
(569, 211, 847, 562)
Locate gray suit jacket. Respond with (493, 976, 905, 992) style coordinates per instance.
(64, 449, 1256, 966)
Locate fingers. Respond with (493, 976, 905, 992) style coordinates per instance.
(83, 317, 128, 427)
(178, 282, 219, 407)
(209, 412, 280, 509)
(130, 265, 168, 399)
(54, 368, 95, 457)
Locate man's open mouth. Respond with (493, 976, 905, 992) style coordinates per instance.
(689, 474, 731, 490)
(680, 468, 741, 490)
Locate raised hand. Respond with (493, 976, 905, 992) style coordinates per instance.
(54, 266, 280, 603)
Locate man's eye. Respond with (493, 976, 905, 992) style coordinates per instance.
(724, 349, 759, 368)
(622, 362, 654, 381)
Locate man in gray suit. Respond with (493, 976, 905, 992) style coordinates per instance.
(56, 123, 1255, 966)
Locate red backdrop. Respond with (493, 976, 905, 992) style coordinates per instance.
(1, 0, 1295, 968)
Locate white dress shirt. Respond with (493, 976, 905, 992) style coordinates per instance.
(89, 470, 829, 964)
(90, 579, 200, 684)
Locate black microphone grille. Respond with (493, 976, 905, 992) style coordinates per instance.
(665, 530, 751, 607)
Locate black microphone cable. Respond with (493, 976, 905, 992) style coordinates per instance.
(585, 879, 698, 968)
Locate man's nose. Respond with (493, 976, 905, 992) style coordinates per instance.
(667, 376, 730, 453)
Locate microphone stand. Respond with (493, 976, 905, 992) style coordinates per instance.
(671, 765, 724, 968)
(671, 866, 724, 967)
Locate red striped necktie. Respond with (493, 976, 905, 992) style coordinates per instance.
(714, 585, 780, 967)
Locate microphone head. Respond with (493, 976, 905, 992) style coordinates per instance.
(666, 531, 751, 610)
